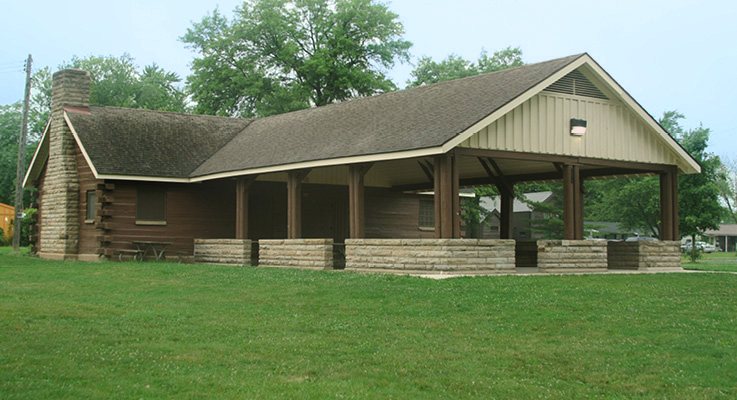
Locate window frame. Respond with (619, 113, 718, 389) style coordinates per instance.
(418, 197, 435, 230)
(136, 188, 167, 226)
(85, 190, 96, 223)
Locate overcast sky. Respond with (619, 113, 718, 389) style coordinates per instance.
(1, 0, 734, 158)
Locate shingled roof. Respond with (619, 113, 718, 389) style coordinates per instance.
(192, 53, 585, 178)
(50, 53, 602, 182)
(66, 107, 251, 178)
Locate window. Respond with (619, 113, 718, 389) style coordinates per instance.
(85, 190, 96, 222)
(419, 198, 434, 229)
(136, 188, 166, 225)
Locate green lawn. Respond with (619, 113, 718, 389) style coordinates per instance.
(1, 248, 736, 399)
(682, 251, 737, 272)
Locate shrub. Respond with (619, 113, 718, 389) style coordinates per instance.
(20, 208, 36, 247)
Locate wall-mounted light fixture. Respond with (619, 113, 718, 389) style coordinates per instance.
(570, 118, 587, 136)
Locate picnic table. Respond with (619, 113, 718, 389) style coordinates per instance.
(132, 241, 173, 261)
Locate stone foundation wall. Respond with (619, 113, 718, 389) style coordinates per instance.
(345, 239, 515, 273)
(608, 241, 682, 270)
(259, 239, 334, 270)
(515, 241, 538, 269)
(194, 239, 252, 266)
(536, 240, 608, 273)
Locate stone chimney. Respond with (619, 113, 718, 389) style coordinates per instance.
(38, 69, 90, 259)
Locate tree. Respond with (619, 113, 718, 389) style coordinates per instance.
(717, 156, 737, 224)
(407, 54, 478, 88)
(0, 67, 52, 206)
(407, 47, 523, 88)
(182, 0, 412, 118)
(586, 177, 661, 236)
(61, 55, 188, 112)
(0, 55, 189, 220)
(523, 183, 565, 239)
(0, 103, 25, 205)
(677, 122, 724, 261)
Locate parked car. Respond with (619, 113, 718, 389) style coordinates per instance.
(625, 236, 659, 242)
(681, 241, 718, 253)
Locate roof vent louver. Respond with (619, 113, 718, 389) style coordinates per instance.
(544, 69, 609, 100)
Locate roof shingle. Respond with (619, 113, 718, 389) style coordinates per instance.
(192, 54, 583, 177)
(67, 107, 251, 178)
(67, 54, 584, 180)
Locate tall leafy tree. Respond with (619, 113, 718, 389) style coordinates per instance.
(586, 177, 661, 236)
(182, 0, 412, 118)
(677, 122, 724, 260)
(0, 55, 188, 212)
(0, 103, 25, 205)
(717, 156, 737, 224)
(585, 111, 725, 259)
(61, 55, 188, 112)
(407, 47, 523, 88)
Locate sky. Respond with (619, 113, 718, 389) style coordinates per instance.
(1, 0, 734, 159)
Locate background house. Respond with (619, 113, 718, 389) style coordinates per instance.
(584, 221, 638, 240)
(703, 225, 737, 252)
(479, 192, 554, 240)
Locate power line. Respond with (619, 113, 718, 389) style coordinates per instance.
(0, 66, 24, 72)
(0, 60, 25, 67)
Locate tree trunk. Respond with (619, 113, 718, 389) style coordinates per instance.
(690, 234, 697, 262)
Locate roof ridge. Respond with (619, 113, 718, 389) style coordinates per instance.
(90, 105, 254, 122)
(253, 53, 587, 124)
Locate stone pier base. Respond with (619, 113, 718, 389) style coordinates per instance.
(259, 239, 334, 270)
(345, 239, 515, 274)
(608, 241, 682, 271)
(194, 239, 252, 266)
(536, 240, 608, 273)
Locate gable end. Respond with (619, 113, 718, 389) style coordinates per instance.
(544, 69, 609, 100)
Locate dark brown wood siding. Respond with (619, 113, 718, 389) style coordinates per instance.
(76, 144, 103, 255)
(248, 182, 433, 242)
(104, 180, 236, 257)
(365, 188, 434, 239)
(97, 179, 434, 258)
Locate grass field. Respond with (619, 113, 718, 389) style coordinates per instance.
(1, 248, 736, 399)
(681, 251, 737, 272)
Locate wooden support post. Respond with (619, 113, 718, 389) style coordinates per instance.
(434, 153, 460, 238)
(660, 172, 673, 241)
(287, 170, 310, 239)
(500, 189, 514, 239)
(452, 154, 460, 239)
(574, 165, 584, 240)
(349, 163, 372, 238)
(434, 156, 443, 238)
(660, 167, 679, 240)
(561, 165, 584, 240)
(235, 176, 256, 239)
(478, 157, 515, 239)
(563, 164, 576, 240)
(672, 168, 679, 239)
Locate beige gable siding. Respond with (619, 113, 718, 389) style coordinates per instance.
(459, 92, 680, 167)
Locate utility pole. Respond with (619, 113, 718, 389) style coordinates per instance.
(12, 54, 32, 251)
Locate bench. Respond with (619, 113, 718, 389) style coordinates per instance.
(119, 249, 144, 262)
